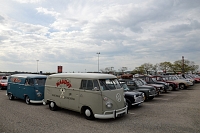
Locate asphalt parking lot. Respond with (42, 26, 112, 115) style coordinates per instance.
(0, 84, 200, 133)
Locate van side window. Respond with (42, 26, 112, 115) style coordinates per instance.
(81, 80, 100, 90)
(29, 79, 34, 86)
(81, 80, 87, 90)
(86, 80, 93, 90)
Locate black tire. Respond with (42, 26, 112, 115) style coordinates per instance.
(144, 93, 147, 101)
(25, 96, 30, 104)
(169, 85, 173, 91)
(148, 96, 154, 100)
(0, 86, 2, 90)
(8, 94, 14, 100)
(126, 100, 132, 110)
(179, 84, 185, 90)
(157, 91, 160, 96)
(83, 107, 94, 120)
(49, 101, 57, 111)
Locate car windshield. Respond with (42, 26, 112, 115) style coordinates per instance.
(121, 83, 130, 91)
(99, 79, 121, 90)
(139, 79, 147, 85)
(34, 78, 46, 86)
(135, 80, 143, 86)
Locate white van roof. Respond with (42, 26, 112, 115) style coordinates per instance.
(49, 73, 116, 79)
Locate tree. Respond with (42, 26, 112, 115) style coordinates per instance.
(133, 67, 145, 74)
(152, 63, 159, 75)
(140, 63, 153, 74)
(159, 62, 172, 73)
(118, 67, 127, 74)
(173, 59, 199, 73)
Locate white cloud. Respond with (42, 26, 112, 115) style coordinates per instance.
(0, 0, 200, 73)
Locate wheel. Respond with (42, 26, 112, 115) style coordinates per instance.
(0, 86, 2, 90)
(148, 96, 154, 100)
(157, 91, 160, 96)
(49, 101, 57, 111)
(25, 96, 30, 104)
(8, 94, 14, 100)
(179, 84, 185, 90)
(169, 85, 173, 91)
(84, 107, 94, 120)
(143, 94, 147, 101)
(126, 100, 132, 109)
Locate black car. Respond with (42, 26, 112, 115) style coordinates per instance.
(138, 76, 170, 92)
(120, 82, 144, 109)
(136, 78, 164, 96)
(119, 79, 156, 101)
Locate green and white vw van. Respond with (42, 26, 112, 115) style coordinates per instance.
(43, 73, 128, 120)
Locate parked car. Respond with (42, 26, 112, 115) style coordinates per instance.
(119, 78, 156, 101)
(138, 75, 171, 92)
(120, 82, 144, 109)
(164, 75, 191, 89)
(152, 75, 179, 91)
(188, 74, 200, 83)
(136, 78, 164, 96)
(7, 74, 47, 104)
(177, 75, 194, 86)
(0, 76, 8, 90)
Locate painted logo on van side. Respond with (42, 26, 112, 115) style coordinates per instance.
(10, 77, 21, 83)
(56, 79, 72, 88)
(116, 93, 121, 102)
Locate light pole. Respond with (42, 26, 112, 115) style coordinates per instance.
(36, 60, 39, 74)
(97, 52, 100, 72)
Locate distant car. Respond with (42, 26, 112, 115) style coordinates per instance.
(138, 75, 171, 92)
(188, 75, 200, 83)
(136, 78, 164, 96)
(120, 82, 144, 109)
(119, 78, 156, 101)
(164, 75, 191, 89)
(0, 77, 8, 90)
(177, 75, 194, 86)
(152, 75, 179, 91)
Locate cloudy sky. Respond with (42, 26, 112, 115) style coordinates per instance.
(0, 0, 200, 73)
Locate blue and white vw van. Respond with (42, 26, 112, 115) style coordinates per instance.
(7, 74, 47, 104)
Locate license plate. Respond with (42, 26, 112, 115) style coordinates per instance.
(117, 112, 125, 117)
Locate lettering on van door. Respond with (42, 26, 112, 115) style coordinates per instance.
(56, 79, 72, 88)
(10, 77, 21, 83)
(55, 78, 74, 100)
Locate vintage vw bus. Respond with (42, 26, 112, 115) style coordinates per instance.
(7, 74, 47, 104)
(43, 73, 128, 120)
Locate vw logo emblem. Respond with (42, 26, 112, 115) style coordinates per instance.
(116, 93, 121, 102)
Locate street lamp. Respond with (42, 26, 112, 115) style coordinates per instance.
(96, 52, 100, 72)
(36, 60, 39, 74)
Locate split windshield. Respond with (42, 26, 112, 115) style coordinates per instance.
(99, 79, 121, 91)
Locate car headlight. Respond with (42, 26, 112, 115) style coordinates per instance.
(106, 102, 113, 108)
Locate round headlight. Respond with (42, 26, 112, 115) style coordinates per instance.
(106, 102, 113, 108)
